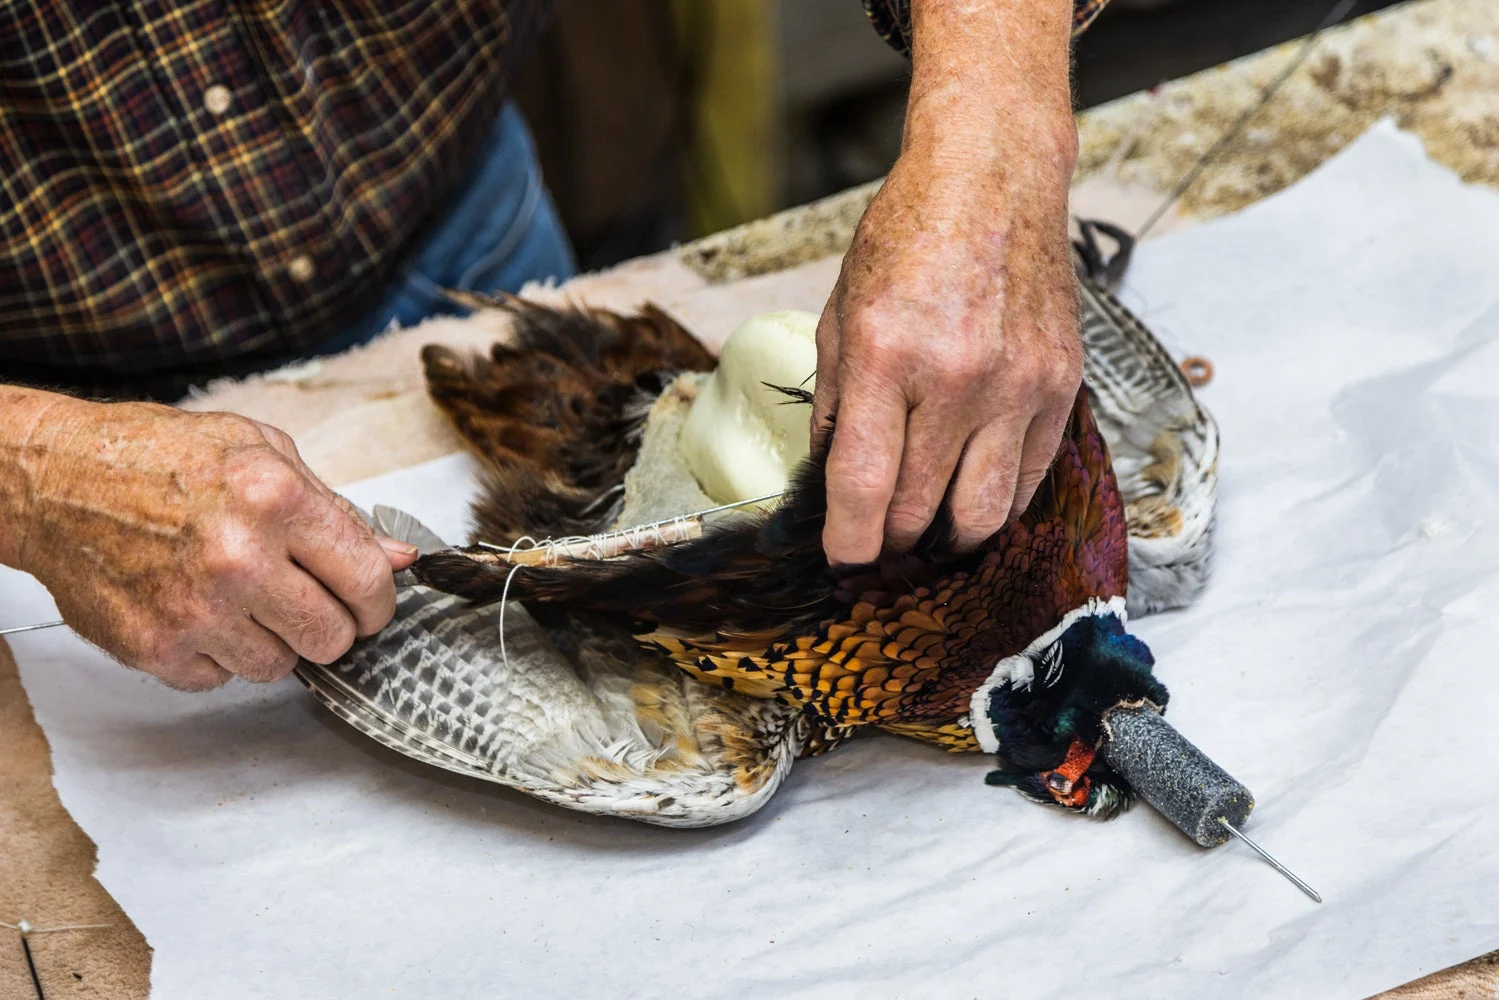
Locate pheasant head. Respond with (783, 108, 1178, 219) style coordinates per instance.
(973, 597, 1167, 816)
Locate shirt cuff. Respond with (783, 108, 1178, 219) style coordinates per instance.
(863, 0, 1111, 59)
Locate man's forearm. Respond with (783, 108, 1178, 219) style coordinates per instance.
(904, 0, 1078, 173)
(0, 385, 83, 570)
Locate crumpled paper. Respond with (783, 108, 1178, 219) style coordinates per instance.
(6, 119, 1499, 999)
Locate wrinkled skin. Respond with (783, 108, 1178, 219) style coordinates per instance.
(0, 390, 416, 690)
(816, 0, 1084, 565)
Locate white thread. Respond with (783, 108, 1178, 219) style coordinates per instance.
(478, 491, 784, 566)
(496, 561, 526, 674)
(483, 491, 786, 672)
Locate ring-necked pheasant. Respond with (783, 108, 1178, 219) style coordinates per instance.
(368, 271, 1216, 823)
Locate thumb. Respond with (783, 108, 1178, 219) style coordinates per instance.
(376, 536, 420, 569)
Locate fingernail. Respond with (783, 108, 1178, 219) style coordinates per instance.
(377, 536, 420, 557)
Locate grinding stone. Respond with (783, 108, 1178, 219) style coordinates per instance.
(1100, 704, 1254, 847)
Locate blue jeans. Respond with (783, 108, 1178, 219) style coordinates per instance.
(311, 102, 576, 356)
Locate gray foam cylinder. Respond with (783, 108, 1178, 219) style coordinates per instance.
(1099, 704, 1254, 847)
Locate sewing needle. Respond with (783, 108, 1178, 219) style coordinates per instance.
(3, 920, 114, 1000)
(1219, 817, 1322, 903)
(0, 621, 66, 637)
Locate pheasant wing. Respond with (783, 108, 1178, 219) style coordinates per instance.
(1078, 279, 1219, 614)
(296, 587, 804, 827)
(296, 506, 803, 827)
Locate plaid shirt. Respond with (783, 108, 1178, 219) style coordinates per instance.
(0, 1, 1104, 399)
(0, 1, 550, 398)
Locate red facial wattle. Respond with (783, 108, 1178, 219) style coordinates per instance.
(1040, 739, 1098, 808)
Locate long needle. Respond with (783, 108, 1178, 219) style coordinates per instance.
(21, 933, 42, 1000)
(0, 620, 65, 637)
(472, 491, 787, 563)
(1135, 0, 1361, 241)
(1219, 817, 1322, 903)
(3, 920, 113, 1000)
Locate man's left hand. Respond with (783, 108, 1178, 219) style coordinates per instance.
(815, 0, 1083, 565)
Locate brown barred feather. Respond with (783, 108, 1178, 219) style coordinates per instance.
(422, 294, 714, 544)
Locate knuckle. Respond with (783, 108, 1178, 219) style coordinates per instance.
(173, 670, 228, 692)
(963, 468, 1020, 523)
(934, 352, 986, 391)
(135, 634, 181, 673)
(884, 503, 933, 539)
(200, 525, 261, 581)
(1014, 468, 1048, 501)
(823, 527, 880, 567)
(162, 655, 229, 692)
(203, 411, 262, 443)
(1048, 346, 1084, 391)
(181, 595, 225, 633)
(266, 647, 300, 681)
(826, 458, 893, 502)
(338, 556, 395, 636)
(955, 497, 1010, 535)
(259, 424, 299, 457)
(843, 313, 910, 362)
(227, 452, 306, 515)
(1047, 373, 1081, 407)
(301, 613, 357, 665)
(884, 479, 940, 526)
(345, 549, 392, 604)
(1005, 357, 1047, 397)
(355, 602, 395, 639)
(237, 645, 298, 683)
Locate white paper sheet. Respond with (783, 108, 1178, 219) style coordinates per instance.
(8, 120, 1499, 999)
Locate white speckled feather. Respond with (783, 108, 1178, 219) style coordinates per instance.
(1079, 279, 1219, 615)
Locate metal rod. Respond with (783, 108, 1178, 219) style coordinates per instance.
(669, 491, 786, 519)
(1219, 817, 1322, 903)
(21, 933, 43, 1000)
(1136, 0, 1360, 241)
(472, 491, 787, 561)
(0, 621, 66, 638)
(3, 920, 110, 1000)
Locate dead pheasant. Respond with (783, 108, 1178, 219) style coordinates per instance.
(369, 272, 1217, 823)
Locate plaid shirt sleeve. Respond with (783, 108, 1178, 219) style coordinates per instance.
(0, 1, 552, 399)
(863, 0, 1111, 56)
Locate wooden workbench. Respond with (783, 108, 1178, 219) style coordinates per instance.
(2, 1, 1495, 995)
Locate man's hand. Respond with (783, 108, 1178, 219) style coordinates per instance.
(0, 389, 416, 690)
(815, 0, 1083, 565)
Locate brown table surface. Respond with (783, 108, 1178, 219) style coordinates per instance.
(5, 1, 1497, 995)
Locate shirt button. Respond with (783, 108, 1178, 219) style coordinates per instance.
(288, 255, 316, 283)
(204, 85, 233, 115)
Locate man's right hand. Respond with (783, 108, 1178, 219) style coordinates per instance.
(0, 388, 417, 690)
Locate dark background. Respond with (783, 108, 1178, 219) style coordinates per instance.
(515, 0, 1403, 272)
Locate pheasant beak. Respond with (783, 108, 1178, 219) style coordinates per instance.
(1039, 739, 1097, 809)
